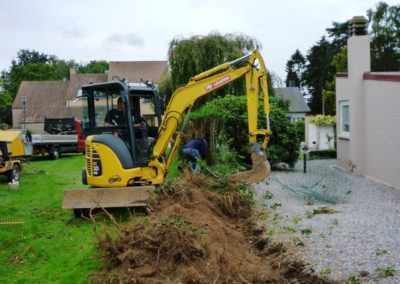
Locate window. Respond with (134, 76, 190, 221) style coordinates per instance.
(340, 101, 350, 137)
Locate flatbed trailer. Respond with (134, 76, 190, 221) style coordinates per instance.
(30, 133, 80, 159)
(26, 118, 84, 159)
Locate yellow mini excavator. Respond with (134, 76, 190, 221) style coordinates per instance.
(63, 50, 272, 215)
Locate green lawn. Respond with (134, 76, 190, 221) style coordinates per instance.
(0, 154, 101, 284)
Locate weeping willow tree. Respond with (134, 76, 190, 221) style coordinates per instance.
(158, 32, 262, 104)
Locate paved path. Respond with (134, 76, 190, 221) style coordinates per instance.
(254, 159, 400, 283)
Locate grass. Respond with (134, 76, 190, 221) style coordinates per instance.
(376, 248, 388, 256)
(300, 227, 313, 235)
(320, 267, 331, 275)
(166, 147, 182, 181)
(0, 154, 101, 284)
(376, 266, 396, 278)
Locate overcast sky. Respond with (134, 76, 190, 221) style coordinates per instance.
(0, 0, 397, 81)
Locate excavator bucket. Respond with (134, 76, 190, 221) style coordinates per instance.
(62, 186, 154, 210)
(228, 144, 271, 183)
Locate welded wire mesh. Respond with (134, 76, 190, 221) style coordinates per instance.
(268, 160, 361, 204)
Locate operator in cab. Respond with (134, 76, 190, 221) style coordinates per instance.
(104, 97, 148, 128)
(104, 97, 125, 126)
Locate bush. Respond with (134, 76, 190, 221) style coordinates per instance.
(188, 95, 301, 168)
(268, 107, 300, 168)
(294, 120, 305, 142)
(308, 115, 336, 126)
(309, 149, 337, 159)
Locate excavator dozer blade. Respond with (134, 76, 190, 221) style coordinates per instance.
(62, 186, 154, 209)
(228, 149, 271, 183)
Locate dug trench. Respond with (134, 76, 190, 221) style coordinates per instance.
(89, 175, 333, 283)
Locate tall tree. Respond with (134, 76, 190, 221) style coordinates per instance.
(161, 32, 262, 103)
(285, 49, 306, 88)
(0, 78, 12, 124)
(368, 2, 400, 71)
(78, 60, 109, 74)
(302, 37, 336, 114)
(326, 20, 351, 51)
(283, 2, 399, 115)
(1, 50, 66, 101)
(0, 50, 111, 125)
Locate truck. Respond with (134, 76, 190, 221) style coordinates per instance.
(28, 118, 85, 159)
(63, 50, 272, 214)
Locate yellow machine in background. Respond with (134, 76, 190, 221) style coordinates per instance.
(0, 130, 26, 182)
(63, 50, 272, 214)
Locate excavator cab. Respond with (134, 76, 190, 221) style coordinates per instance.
(80, 81, 163, 171)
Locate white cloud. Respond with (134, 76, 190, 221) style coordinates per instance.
(57, 27, 85, 39)
(103, 33, 145, 50)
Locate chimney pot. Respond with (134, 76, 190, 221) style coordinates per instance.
(350, 16, 368, 36)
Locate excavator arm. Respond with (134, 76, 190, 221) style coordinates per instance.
(151, 50, 271, 181)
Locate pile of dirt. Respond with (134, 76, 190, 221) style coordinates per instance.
(91, 175, 331, 283)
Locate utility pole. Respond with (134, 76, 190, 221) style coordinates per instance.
(21, 96, 28, 129)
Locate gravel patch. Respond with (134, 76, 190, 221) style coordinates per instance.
(254, 159, 400, 283)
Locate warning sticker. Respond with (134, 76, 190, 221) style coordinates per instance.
(205, 75, 231, 91)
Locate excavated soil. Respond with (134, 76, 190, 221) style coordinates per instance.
(90, 175, 332, 283)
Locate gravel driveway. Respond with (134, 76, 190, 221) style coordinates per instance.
(254, 159, 400, 283)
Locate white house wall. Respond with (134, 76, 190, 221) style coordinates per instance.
(306, 121, 334, 151)
(336, 76, 351, 168)
(306, 121, 317, 150)
(363, 79, 400, 188)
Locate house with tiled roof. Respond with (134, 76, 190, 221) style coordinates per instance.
(12, 61, 168, 133)
(12, 71, 107, 133)
(275, 87, 310, 122)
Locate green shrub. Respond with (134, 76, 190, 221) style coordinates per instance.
(309, 149, 337, 159)
(294, 120, 305, 142)
(188, 95, 300, 168)
(211, 141, 245, 175)
(308, 115, 336, 126)
(268, 106, 300, 168)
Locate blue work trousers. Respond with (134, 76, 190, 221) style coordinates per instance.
(182, 147, 201, 173)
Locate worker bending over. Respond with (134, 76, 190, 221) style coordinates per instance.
(182, 139, 208, 173)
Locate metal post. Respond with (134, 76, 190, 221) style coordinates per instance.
(21, 96, 28, 129)
(300, 142, 309, 174)
(23, 101, 26, 129)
